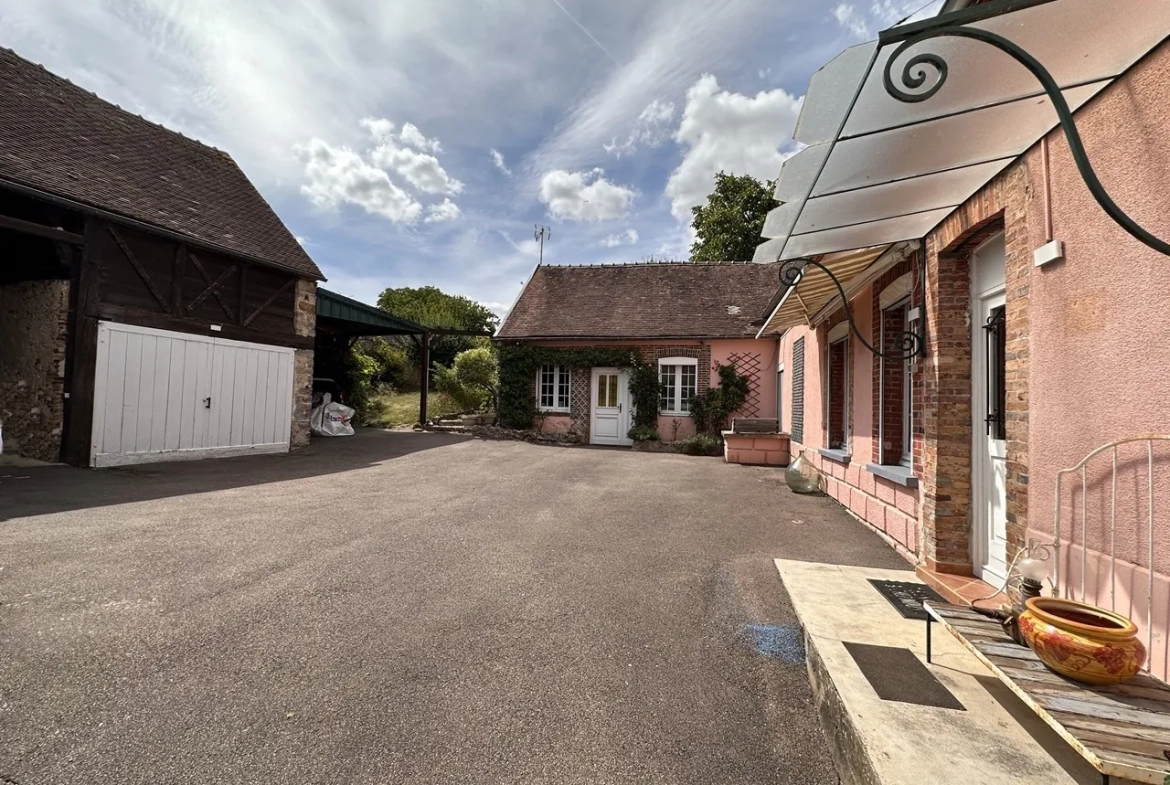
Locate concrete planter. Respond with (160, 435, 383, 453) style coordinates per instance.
(721, 431, 790, 466)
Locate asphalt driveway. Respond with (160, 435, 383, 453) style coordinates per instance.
(0, 430, 908, 784)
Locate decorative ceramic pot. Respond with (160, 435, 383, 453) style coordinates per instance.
(1018, 597, 1146, 685)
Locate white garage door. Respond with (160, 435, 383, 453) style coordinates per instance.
(91, 321, 295, 467)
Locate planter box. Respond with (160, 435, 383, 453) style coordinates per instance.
(721, 430, 790, 466)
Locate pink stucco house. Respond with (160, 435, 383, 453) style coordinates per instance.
(753, 0, 1170, 677)
(496, 261, 781, 446)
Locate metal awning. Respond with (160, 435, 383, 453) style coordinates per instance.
(316, 287, 427, 336)
(755, 245, 889, 336)
(754, 0, 1170, 263)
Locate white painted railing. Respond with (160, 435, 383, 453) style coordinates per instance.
(1052, 434, 1170, 660)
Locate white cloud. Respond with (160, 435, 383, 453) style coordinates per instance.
(604, 99, 676, 157)
(490, 149, 512, 176)
(296, 118, 462, 223)
(832, 4, 869, 37)
(400, 122, 442, 153)
(539, 169, 636, 222)
(295, 137, 422, 223)
(664, 74, 802, 221)
(295, 235, 307, 245)
(599, 228, 638, 247)
(832, 1, 944, 39)
(425, 198, 462, 223)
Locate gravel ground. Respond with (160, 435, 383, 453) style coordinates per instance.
(0, 430, 908, 785)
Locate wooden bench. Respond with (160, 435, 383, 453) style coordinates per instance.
(925, 601, 1170, 785)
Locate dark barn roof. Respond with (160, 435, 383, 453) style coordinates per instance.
(497, 262, 782, 341)
(0, 48, 323, 280)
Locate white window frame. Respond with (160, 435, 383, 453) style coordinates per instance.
(536, 364, 571, 413)
(657, 356, 699, 415)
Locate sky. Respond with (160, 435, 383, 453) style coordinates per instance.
(0, 0, 942, 319)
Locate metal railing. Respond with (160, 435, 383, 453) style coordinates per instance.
(1052, 434, 1170, 658)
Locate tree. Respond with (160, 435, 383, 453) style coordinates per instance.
(689, 172, 777, 262)
(375, 286, 500, 382)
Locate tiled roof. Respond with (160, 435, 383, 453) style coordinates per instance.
(0, 48, 323, 280)
(497, 262, 782, 340)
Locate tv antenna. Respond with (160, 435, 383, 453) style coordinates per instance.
(534, 225, 551, 265)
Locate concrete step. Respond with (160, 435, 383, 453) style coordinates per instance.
(427, 424, 469, 433)
(774, 559, 1129, 785)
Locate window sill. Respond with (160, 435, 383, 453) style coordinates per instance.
(538, 409, 571, 416)
(866, 463, 919, 488)
(818, 448, 851, 465)
(659, 411, 689, 417)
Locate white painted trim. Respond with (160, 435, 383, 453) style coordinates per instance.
(97, 319, 297, 355)
(657, 356, 699, 367)
(94, 442, 289, 468)
(827, 321, 849, 342)
(755, 284, 797, 340)
(907, 306, 922, 322)
(878, 273, 913, 310)
(534, 364, 571, 413)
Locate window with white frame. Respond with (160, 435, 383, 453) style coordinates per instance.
(536, 364, 570, 411)
(658, 357, 698, 414)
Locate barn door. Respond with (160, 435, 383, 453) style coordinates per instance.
(91, 322, 294, 467)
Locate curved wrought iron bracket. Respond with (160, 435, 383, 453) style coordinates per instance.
(883, 24, 1170, 257)
(778, 258, 925, 361)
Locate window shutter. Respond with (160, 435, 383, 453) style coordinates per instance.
(792, 338, 805, 444)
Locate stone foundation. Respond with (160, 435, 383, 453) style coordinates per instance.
(292, 279, 317, 450)
(0, 279, 69, 462)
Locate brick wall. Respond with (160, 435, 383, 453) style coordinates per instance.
(869, 255, 921, 466)
(0, 279, 70, 462)
(827, 340, 847, 448)
(291, 278, 316, 450)
(920, 162, 1031, 574)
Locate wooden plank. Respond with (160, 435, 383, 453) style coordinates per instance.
(0, 213, 84, 244)
(136, 334, 158, 453)
(163, 339, 185, 452)
(186, 251, 236, 320)
(108, 225, 171, 314)
(1052, 710, 1170, 746)
(63, 221, 102, 466)
(237, 264, 248, 327)
(926, 601, 1170, 784)
(243, 277, 295, 327)
(172, 246, 185, 315)
(97, 303, 313, 350)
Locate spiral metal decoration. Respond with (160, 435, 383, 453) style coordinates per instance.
(777, 257, 924, 361)
(883, 49, 948, 103)
(880, 24, 1170, 257)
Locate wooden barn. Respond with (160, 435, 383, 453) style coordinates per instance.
(0, 47, 324, 467)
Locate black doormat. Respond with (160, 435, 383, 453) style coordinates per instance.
(867, 579, 944, 621)
(844, 642, 965, 710)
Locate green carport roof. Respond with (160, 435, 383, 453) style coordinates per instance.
(316, 287, 426, 335)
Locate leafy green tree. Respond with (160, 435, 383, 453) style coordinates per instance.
(375, 286, 499, 381)
(689, 172, 777, 262)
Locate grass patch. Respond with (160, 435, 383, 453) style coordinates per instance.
(363, 391, 464, 427)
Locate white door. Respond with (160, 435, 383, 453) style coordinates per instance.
(590, 368, 632, 446)
(971, 234, 1009, 582)
(91, 321, 295, 467)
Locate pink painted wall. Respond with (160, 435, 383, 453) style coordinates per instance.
(1020, 43, 1170, 676)
(537, 414, 573, 435)
(775, 290, 919, 561)
(710, 338, 780, 423)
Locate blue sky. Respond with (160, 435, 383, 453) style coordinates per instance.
(0, 0, 940, 317)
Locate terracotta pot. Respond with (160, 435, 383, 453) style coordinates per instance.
(1018, 597, 1146, 685)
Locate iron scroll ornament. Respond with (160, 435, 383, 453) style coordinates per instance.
(778, 258, 924, 361)
(882, 25, 1170, 258)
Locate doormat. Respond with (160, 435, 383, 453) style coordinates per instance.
(867, 579, 944, 621)
(844, 642, 965, 710)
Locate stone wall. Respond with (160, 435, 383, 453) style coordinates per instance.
(0, 279, 70, 462)
(291, 279, 317, 450)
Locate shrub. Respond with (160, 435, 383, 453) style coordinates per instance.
(626, 365, 663, 432)
(679, 433, 722, 456)
(688, 362, 750, 436)
(433, 346, 499, 413)
(628, 424, 660, 442)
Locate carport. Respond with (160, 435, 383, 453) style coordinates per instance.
(314, 288, 490, 425)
